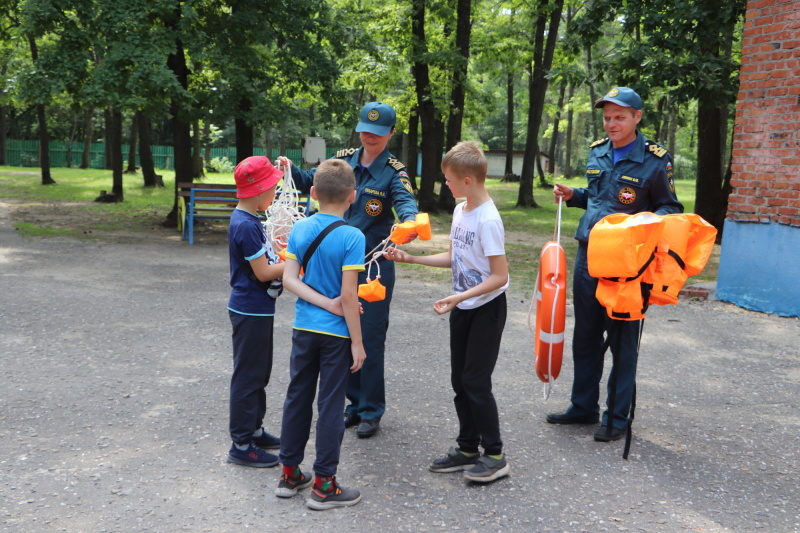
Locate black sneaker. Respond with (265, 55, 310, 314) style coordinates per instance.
(226, 443, 279, 468)
(463, 455, 510, 483)
(429, 447, 479, 473)
(306, 477, 361, 510)
(252, 429, 280, 450)
(275, 469, 313, 498)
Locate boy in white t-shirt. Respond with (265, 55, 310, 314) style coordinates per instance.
(384, 141, 510, 483)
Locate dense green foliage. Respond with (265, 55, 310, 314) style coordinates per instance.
(1, 0, 745, 221)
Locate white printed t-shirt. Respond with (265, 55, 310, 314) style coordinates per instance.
(449, 199, 509, 310)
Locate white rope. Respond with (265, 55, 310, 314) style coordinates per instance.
(264, 165, 307, 252)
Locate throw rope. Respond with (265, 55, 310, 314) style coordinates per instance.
(264, 165, 307, 252)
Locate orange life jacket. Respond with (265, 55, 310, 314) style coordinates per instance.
(588, 212, 717, 320)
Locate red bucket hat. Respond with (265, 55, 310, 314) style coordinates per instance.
(234, 156, 283, 199)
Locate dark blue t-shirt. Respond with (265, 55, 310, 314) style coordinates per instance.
(227, 208, 280, 316)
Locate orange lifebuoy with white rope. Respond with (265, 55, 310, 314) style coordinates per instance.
(534, 241, 567, 384)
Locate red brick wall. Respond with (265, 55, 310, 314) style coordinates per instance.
(728, 0, 800, 227)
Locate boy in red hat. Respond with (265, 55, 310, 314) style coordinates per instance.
(226, 156, 286, 467)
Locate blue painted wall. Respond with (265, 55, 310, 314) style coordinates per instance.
(717, 220, 800, 317)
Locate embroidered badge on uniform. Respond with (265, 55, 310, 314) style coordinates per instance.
(365, 198, 383, 216)
(400, 177, 413, 193)
(619, 187, 636, 204)
(368, 110, 380, 122)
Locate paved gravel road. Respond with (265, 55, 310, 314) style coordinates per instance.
(1, 205, 798, 533)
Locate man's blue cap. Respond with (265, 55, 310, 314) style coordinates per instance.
(355, 102, 396, 136)
(594, 87, 643, 110)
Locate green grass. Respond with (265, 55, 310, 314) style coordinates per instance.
(0, 166, 715, 289)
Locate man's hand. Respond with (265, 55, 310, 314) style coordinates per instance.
(553, 183, 573, 202)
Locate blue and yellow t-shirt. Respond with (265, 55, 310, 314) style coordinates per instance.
(286, 213, 365, 338)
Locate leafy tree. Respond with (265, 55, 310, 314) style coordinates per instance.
(570, 0, 745, 233)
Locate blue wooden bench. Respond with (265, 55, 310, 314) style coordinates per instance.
(178, 182, 311, 244)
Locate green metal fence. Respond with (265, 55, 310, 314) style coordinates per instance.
(4, 139, 316, 170)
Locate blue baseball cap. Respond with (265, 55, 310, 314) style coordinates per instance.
(355, 102, 396, 136)
(594, 87, 643, 110)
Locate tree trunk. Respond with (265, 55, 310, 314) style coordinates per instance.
(517, 0, 564, 207)
(505, 71, 515, 177)
(137, 112, 161, 187)
(109, 108, 124, 200)
(412, 0, 445, 213)
(406, 107, 419, 190)
(586, 46, 599, 140)
(235, 112, 253, 164)
(0, 64, 6, 165)
(27, 35, 55, 185)
(81, 107, 94, 169)
(203, 121, 212, 164)
(265, 124, 272, 160)
(695, 101, 724, 232)
(192, 119, 204, 178)
(125, 113, 138, 173)
(564, 83, 575, 178)
(547, 83, 566, 177)
(165, 31, 194, 226)
(439, 0, 472, 212)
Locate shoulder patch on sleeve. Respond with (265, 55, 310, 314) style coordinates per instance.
(590, 137, 609, 148)
(336, 148, 357, 158)
(645, 141, 668, 158)
(387, 157, 406, 171)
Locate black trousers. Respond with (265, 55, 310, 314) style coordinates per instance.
(229, 312, 274, 445)
(449, 293, 507, 456)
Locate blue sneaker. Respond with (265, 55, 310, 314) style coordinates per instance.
(226, 443, 278, 468)
(252, 429, 280, 450)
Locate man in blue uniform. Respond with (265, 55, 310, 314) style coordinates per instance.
(546, 87, 683, 442)
(288, 102, 418, 438)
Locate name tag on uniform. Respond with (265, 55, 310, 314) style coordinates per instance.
(618, 175, 643, 187)
(586, 169, 602, 176)
(364, 187, 387, 198)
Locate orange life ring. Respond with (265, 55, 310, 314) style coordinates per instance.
(534, 241, 567, 383)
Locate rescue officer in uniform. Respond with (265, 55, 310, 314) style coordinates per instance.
(546, 87, 683, 441)
(287, 102, 418, 439)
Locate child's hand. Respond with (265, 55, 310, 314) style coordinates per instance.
(350, 346, 366, 372)
(433, 295, 459, 315)
(328, 296, 364, 316)
(383, 247, 413, 263)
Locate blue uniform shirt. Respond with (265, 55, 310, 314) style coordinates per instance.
(292, 147, 418, 253)
(569, 130, 683, 245)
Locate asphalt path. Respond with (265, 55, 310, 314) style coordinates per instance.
(1, 206, 798, 532)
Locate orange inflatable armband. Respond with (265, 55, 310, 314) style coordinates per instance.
(389, 221, 417, 245)
(415, 213, 432, 241)
(358, 278, 386, 302)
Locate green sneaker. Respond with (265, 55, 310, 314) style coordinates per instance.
(306, 477, 361, 510)
(429, 447, 479, 473)
(463, 455, 510, 483)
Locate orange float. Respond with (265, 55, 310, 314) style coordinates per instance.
(389, 213, 432, 244)
(358, 277, 386, 302)
(534, 241, 567, 384)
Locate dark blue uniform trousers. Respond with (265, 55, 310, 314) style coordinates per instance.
(570, 245, 642, 430)
(279, 330, 352, 477)
(229, 312, 274, 445)
(345, 259, 395, 422)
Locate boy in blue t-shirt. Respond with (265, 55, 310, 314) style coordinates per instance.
(276, 159, 366, 510)
(226, 156, 286, 468)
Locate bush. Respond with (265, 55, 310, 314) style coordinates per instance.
(206, 156, 234, 173)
